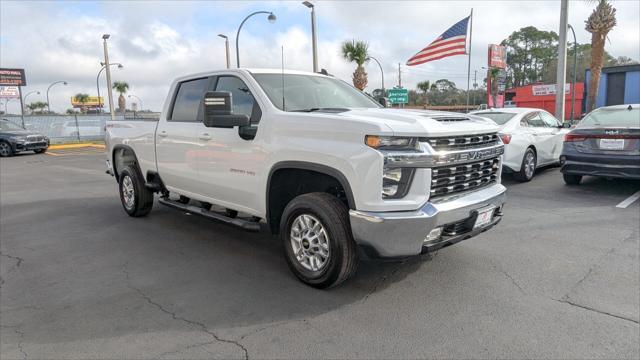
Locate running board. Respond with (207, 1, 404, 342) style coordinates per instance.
(158, 197, 261, 232)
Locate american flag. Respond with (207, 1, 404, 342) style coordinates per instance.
(406, 16, 470, 66)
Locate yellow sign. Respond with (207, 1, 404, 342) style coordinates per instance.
(71, 96, 104, 107)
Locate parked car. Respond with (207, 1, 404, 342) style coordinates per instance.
(0, 119, 49, 157)
(471, 108, 571, 181)
(106, 68, 507, 288)
(560, 104, 640, 184)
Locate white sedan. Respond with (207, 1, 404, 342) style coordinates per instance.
(471, 108, 571, 181)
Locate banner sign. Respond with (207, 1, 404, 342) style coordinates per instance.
(0, 86, 20, 98)
(0, 68, 27, 86)
(488, 44, 507, 69)
(71, 96, 104, 107)
(532, 84, 570, 96)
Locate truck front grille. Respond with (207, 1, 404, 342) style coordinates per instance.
(424, 133, 499, 151)
(430, 157, 500, 200)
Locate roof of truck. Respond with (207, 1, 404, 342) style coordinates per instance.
(173, 68, 328, 83)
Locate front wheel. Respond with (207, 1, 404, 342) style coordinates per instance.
(119, 165, 154, 217)
(563, 173, 582, 185)
(514, 148, 536, 182)
(280, 193, 358, 289)
(0, 141, 14, 157)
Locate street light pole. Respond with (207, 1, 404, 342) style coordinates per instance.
(102, 34, 116, 121)
(302, 1, 318, 73)
(568, 24, 578, 121)
(97, 62, 123, 114)
(368, 56, 384, 94)
(555, 0, 569, 122)
(235, 11, 276, 68)
(46, 81, 67, 113)
(23, 90, 40, 113)
(218, 34, 231, 69)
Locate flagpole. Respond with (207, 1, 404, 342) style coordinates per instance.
(466, 8, 473, 111)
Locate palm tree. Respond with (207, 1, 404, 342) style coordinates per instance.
(341, 40, 369, 90)
(585, 0, 617, 111)
(27, 101, 48, 114)
(112, 81, 130, 113)
(417, 80, 431, 105)
(74, 93, 90, 114)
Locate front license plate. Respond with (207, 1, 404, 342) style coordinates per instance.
(474, 207, 494, 229)
(599, 138, 624, 150)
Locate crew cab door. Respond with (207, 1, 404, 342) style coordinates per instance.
(155, 77, 212, 193)
(193, 75, 266, 215)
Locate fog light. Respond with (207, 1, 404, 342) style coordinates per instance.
(424, 227, 443, 244)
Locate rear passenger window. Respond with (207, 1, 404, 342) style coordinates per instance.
(525, 112, 546, 127)
(170, 78, 209, 121)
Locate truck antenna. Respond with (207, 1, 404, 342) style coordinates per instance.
(281, 46, 286, 111)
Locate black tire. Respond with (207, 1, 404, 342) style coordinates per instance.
(34, 148, 47, 154)
(280, 192, 358, 289)
(118, 165, 154, 217)
(514, 148, 536, 182)
(0, 141, 14, 157)
(563, 173, 582, 185)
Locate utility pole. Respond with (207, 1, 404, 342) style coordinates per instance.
(472, 70, 478, 107)
(102, 34, 116, 121)
(555, 0, 569, 122)
(398, 62, 402, 88)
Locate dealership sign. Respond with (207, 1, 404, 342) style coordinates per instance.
(488, 44, 507, 69)
(71, 96, 104, 108)
(0, 86, 20, 98)
(532, 84, 570, 96)
(0, 68, 27, 86)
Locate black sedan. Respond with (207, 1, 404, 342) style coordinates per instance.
(560, 104, 640, 185)
(0, 119, 50, 157)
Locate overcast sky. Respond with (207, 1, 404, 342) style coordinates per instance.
(1, 0, 639, 113)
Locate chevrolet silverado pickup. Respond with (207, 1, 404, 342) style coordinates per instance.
(105, 69, 506, 288)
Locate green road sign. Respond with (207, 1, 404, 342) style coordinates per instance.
(388, 88, 408, 104)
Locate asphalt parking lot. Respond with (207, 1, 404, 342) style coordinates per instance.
(1, 148, 639, 359)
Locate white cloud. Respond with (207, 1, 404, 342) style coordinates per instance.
(1, 0, 638, 113)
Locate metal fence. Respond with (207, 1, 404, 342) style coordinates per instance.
(2, 113, 159, 144)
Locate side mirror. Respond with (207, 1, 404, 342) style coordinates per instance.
(378, 97, 390, 108)
(203, 91, 250, 128)
(561, 122, 571, 128)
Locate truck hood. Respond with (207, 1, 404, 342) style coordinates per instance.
(332, 108, 500, 137)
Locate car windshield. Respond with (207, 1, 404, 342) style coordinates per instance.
(474, 112, 517, 125)
(579, 107, 640, 128)
(0, 120, 24, 131)
(252, 73, 381, 112)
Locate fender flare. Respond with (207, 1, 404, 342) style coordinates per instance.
(111, 144, 141, 181)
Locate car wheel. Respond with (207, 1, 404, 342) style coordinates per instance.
(563, 173, 582, 185)
(280, 192, 358, 289)
(514, 148, 536, 182)
(0, 141, 14, 157)
(34, 148, 47, 154)
(118, 165, 154, 217)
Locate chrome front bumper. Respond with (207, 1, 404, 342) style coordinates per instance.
(349, 184, 507, 258)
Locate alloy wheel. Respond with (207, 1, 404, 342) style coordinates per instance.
(290, 214, 330, 272)
(121, 175, 135, 209)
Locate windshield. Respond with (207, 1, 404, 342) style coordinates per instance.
(579, 107, 640, 128)
(252, 74, 381, 112)
(474, 112, 517, 125)
(0, 120, 24, 131)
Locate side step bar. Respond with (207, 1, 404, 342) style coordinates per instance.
(158, 197, 261, 232)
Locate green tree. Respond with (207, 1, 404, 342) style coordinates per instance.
(416, 80, 431, 105)
(501, 26, 559, 87)
(27, 101, 48, 114)
(341, 40, 369, 90)
(74, 93, 90, 114)
(112, 81, 130, 112)
(585, 0, 617, 111)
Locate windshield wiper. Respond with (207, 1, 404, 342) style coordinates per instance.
(289, 107, 350, 113)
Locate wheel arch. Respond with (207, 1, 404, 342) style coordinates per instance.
(112, 144, 142, 182)
(266, 161, 355, 234)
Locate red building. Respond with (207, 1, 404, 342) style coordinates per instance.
(508, 82, 584, 120)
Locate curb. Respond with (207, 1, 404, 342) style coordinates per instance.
(48, 143, 106, 150)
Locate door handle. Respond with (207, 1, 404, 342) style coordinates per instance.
(158, 131, 168, 138)
(199, 133, 212, 141)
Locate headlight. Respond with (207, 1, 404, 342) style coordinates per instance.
(382, 168, 415, 199)
(365, 135, 420, 151)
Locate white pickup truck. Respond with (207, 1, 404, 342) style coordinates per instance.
(106, 68, 506, 288)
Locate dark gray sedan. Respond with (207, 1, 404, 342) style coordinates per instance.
(0, 119, 49, 157)
(560, 104, 640, 185)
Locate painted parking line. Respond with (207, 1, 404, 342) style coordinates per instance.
(46, 147, 106, 156)
(616, 190, 640, 209)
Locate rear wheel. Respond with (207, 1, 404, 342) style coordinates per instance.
(280, 193, 358, 289)
(0, 141, 13, 157)
(119, 165, 154, 217)
(563, 173, 582, 185)
(514, 148, 536, 182)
